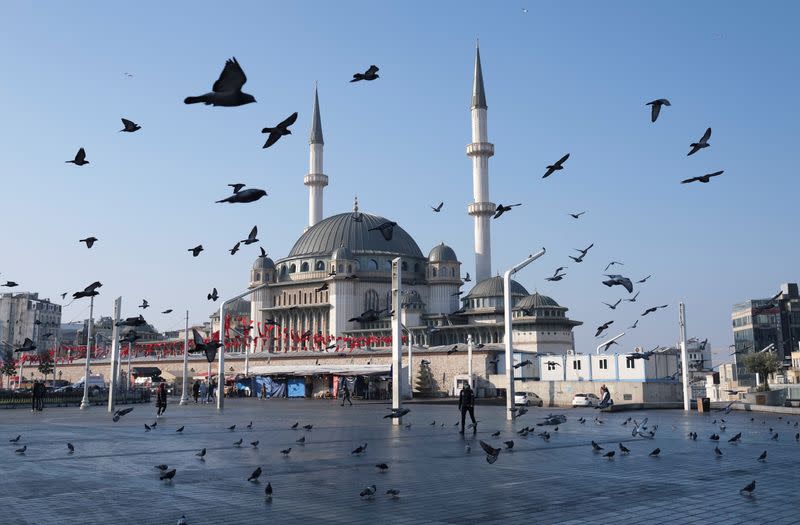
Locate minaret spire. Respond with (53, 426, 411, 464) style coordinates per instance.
(304, 83, 328, 229)
(466, 42, 495, 283)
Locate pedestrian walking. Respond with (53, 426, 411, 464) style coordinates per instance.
(192, 380, 200, 403)
(260, 383, 267, 400)
(340, 379, 353, 407)
(199, 380, 207, 404)
(36, 381, 45, 411)
(31, 381, 39, 413)
(155, 383, 167, 417)
(458, 383, 476, 434)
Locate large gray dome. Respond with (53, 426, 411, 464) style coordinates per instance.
(465, 276, 529, 298)
(287, 212, 424, 259)
(428, 243, 458, 262)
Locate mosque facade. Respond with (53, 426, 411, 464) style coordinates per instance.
(248, 46, 582, 358)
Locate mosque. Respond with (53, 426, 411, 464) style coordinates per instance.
(247, 46, 582, 377)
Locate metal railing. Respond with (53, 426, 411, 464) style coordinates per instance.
(0, 388, 151, 408)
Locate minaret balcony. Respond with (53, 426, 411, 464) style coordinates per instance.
(466, 142, 495, 157)
(304, 173, 328, 187)
(467, 201, 496, 217)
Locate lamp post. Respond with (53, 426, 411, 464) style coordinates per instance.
(217, 283, 270, 411)
(390, 257, 402, 425)
(79, 294, 95, 410)
(467, 334, 474, 388)
(180, 311, 190, 405)
(107, 297, 121, 413)
(596, 333, 626, 354)
(503, 248, 546, 421)
(679, 302, 689, 411)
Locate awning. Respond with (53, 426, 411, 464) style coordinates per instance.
(248, 364, 391, 377)
(131, 366, 162, 378)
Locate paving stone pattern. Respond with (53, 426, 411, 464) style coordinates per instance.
(1, 399, 798, 524)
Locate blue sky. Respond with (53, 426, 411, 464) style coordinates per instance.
(2, 2, 798, 363)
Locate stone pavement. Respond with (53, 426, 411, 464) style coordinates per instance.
(1, 399, 798, 525)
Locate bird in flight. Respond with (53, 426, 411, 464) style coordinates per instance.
(604, 261, 623, 271)
(645, 99, 671, 122)
(66, 148, 89, 166)
(162, 309, 172, 314)
(79, 237, 98, 249)
(431, 202, 444, 212)
(2, 281, 19, 287)
(569, 243, 594, 263)
(546, 268, 566, 282)
(626, 291, 640, 302)
(228, 183, 246, 194)
(258, 247, 268, 259)
(216, 187, 267, 204)
(229, 242, 240, 255)
(568, 211, 585, 219)
(603, 299, 622, 310)
(542, 153, 570, 178)
(493, 203, 522, 219)
(681, 170, 724, 184)
(595, 321, 614, 337)
(368, 221, 397, 241)
(262, 112, 298, 149)
(641, 304, 668, 316)
(241, 226, 258, 245)
(184, 57, 256, 107)
(603, 274, 634, 293)
(637, 275, 651, 284)
(351, 65, 379, 82)
(119, 118, 141, 132)
(687, 127, 712, 156)
(207, 288, 219, 302)
(188, 245, 203, 257)
(139, 299, 149, 309)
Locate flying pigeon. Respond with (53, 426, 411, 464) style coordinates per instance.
(542, 153, 570, 178)
(79, 237, 98, 249)
(162, 309, 173, 314)
(513, 360, 532, 369)
(351, 65, 379, 82)
(464, 272, 471, 282)
(2, 281, 19, 287)
(368, 221, 397, 241)
(626, 291, 640, 303)
(229, 242, 240, 255)
(216, 188, 267, 204)
(431, 202, 444, 212)
(493, 203, 522, 219)
(479, 440, 501, 464)
(569, 211, 585, 219)
(595, 321, 614, 337)
(603, 275, 634, 293)
(604, 261, 624, 271)
(681, 170, 724, 184)
(139, 299, 149, 309)
(66, 148, 89, 166)
(687, 127, 712, 156)
(207, 288, 219, 301)
(119, 118, 141, 132)
(637, 275, 651, 283)
(241, 226, 258, 245)
(184, 57, 256, 107)
(645, 99, 670, 122)
(641, 305, 668, 316)
(262, 112, 299, 149)
(603, 299, 622, 310)
(188, 245, 203, 257)
(628, 320, 639, 329)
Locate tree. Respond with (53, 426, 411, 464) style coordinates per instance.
(415, 360, 437, 396)
(741, 351, 781, 391)
(1, 351, 17, 385)
(38, 356, 54, 379)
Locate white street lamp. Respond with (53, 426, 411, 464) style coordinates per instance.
(503, 248, 546, 421)
(679, 302, 689, 411)
(596, 333, 626, 354)
(79, 294, 95, 410)
(180, 310, 190, 405)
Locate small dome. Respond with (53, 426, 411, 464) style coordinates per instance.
(466, 276, 529, 299)
(515, 292, 560, 310)
(252, 256, 275, 270)
(428, 243, 458, 262)
(331, 244, 353, 260)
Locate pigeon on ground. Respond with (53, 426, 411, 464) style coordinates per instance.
(368, 221, 397, 241)
(493, 203, 522, 219)
(184, 57, 256, 107)
(351, 443, 368, 455)
(491, 431, 501, 438)
(15, 445, 26, 454)
(79, 237, 98, 249)
(360, 485, 377, 498)
(386, 489, 400, 498)
(619, 443, 630, 454)
(66, 148, 89, 166)
(119, 118, 141, 132)
(757, 450, 767, 462)
(503, 440, 514, 450)
(431, 202, 444, 212)
(591, 441, 604, 452)
(216, 188, 268, 204)
(687, 127, 712, 156)
(447, 345, 459, 355)
(251, 441, 259, 448)
(384, 408, 410, 418)
(265, 482, 273, 499)
(188, 245, 203, 257)
(144, 423, 151, 432)
(296, 437, 306, 444)
(542, 153, 570, 178)
(248, 467, 262, 481)
(649, 448, 661, 457)
(262, 112, 298, 149)
(771, 433, 779, 441)
(67, 442, 74, 453)
(740, 480, 756, 496)
(291, 422, 299, 429)
(603, 451, 615, 459)
(303, 424, 313, 431)
(710, 434, 720, 441)
(177, 516, 188, 525)
(513, 360, 532, 369)
(714, 446, 723, 457)
(233, 438, 243, 447)
(682, 170, 724, 184)
(155, 464, 169, 471)
(196, 448, 206, 458)
(351, 65, 379, 82)
(280, 448, 291, 456)
(646, 99, 671, 122)
(603, 275, 634, 293)
(376, 463, 389, 472)
(160, 469, 176, 481)
(729, 432, 742, 443)
(208, 288, 219, 302)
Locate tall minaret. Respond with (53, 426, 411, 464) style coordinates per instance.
(304, 85, 328, 229)
(466, 43, 495, 283)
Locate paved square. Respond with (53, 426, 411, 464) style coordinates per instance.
(1, 400, 798, 524)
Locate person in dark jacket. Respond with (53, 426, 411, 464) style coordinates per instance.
(458, 383, 476, 434)
(340, 380, 353, 407)
(31, 381, 39, 412)
(192, 380, 200, 403)
(36, 381, 45, 411)
(156, 383, 167, 417)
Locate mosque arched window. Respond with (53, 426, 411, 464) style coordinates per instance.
(451, 268, 455, 277)
(432, 268, 437, 277)
(401, 261, 408, 271)
(414, 263, 420, 273)
(347, 264, 352, 273)
(300, 262, 309, 272)
(289, 264, 296, 274)
(384, 260, 392, 272)
(369, 259, 378, 271)
(315, 261, 324, 271)
(254, 272, 260, 281)
(365, 289, 379, 312)
(338, 264, 344, 273)
(280, 266, 288, 278)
